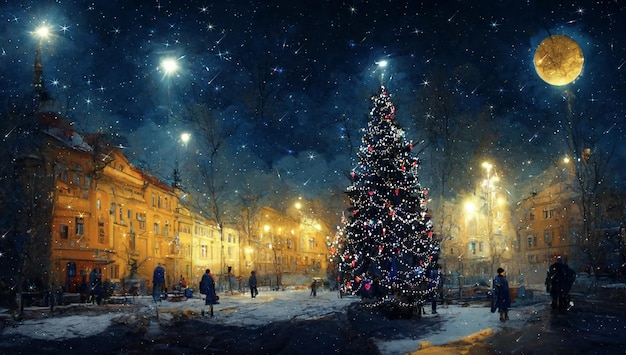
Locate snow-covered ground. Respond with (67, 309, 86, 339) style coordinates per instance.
(1, 287, 542, 354)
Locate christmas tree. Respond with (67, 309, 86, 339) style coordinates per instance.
(338, 86, 439, 312)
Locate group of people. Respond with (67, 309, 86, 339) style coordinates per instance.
(491, 255, 576, 323)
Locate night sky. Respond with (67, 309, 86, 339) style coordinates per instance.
(1, 1, 625, 214)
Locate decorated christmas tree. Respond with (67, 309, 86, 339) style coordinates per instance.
(337, 86, 439, 313)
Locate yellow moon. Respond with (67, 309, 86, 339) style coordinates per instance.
(533, 35, 584, 86)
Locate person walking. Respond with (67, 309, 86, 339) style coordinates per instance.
(201, 269, 219, 316)
(248, 271, 258, 298)
(89, 268, 103, 305)
(546, 256, 576, 311)
(429, 264, 442, 314)
(152, 263, 165, 303)
(310, 279, 318, 297)
(491, 267, 510, 322)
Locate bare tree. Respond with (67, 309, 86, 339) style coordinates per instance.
(0, 102, 55, 318)
(563, 90, 617, 281)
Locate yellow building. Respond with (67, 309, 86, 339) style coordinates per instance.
(514, 177, 580, 285)
(251, 206, 329, 288)
(33, 112, 330, 295)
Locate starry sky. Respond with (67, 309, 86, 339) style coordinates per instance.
(1, 1, 625, 215)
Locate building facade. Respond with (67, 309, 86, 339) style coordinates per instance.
(27, 112, 329, 295)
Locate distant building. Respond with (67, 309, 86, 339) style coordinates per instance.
(514, 177, 580, 285)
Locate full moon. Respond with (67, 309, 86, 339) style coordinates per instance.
(533, 35, 584, 86)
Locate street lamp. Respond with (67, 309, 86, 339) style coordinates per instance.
(375, 60, 388, 85)
(482, 162, 499, 280)
(32, 24, 52, 97)
(160, 57, 180, 77)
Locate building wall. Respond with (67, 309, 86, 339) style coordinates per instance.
(514, 179, 580, 285)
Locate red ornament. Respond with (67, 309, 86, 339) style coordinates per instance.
(368, 146, 373, 151)
(351, 171, 355, 179)
(368, 191, 374, 196)
(378, 246, 383, 253)
(355, 276, 361, 283)
(390, 209, 395, 216)
(382, 228, 386, 236)
(395, 188, 399, 196)
(424, 189, 428, 196)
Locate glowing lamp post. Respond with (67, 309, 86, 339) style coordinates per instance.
(376, 60, 388, 85)
(481, 162, 499, 279)
(32, 24, 52, 95)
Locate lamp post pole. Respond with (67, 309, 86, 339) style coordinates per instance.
(482, 162, 498, 281)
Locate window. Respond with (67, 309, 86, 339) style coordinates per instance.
(75, 217, 84, 236)
(158, 195, 162, 208)
(152, 193, 156, 207)
(110, 203, 116, 222)
(154, 223, 159, 235)
(119, 205, 123, 222)
(527, 234, 537, 248)
(530, 212, 535, 221)
(286, 238, 293, 249)
(60, 224, 69, 239)
(228, 246, 234, 256)
(170, 242, 177, 255)
(479, 241, 484, 252)
(98, 221, 105, 244)
(309, 238, 315, 249)
(544, 229, 554, 246)
(136, 213, 146, 231)
(200, 245, 208, 258)
(543, 209, 555, 219)
(110, 264, 119, 279)
(450, 247, 454, 255)
(469, 241, 476, 254)
(97, 198, 101, 211)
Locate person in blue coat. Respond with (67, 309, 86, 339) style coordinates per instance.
(152, 263, 165, 302)
(201, 269, 219, 317)
(491, 267, 510, 322)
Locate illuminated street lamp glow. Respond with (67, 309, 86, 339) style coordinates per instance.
(180, 132, 190, 145)
(376, 60, 388, 68)
(34, 25, 51, 40)
(160, 57, 179, 76)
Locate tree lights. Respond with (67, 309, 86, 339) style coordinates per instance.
(337, 86, 439, 311)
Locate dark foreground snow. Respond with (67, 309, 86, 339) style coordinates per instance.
(1, 287, 625, 354)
